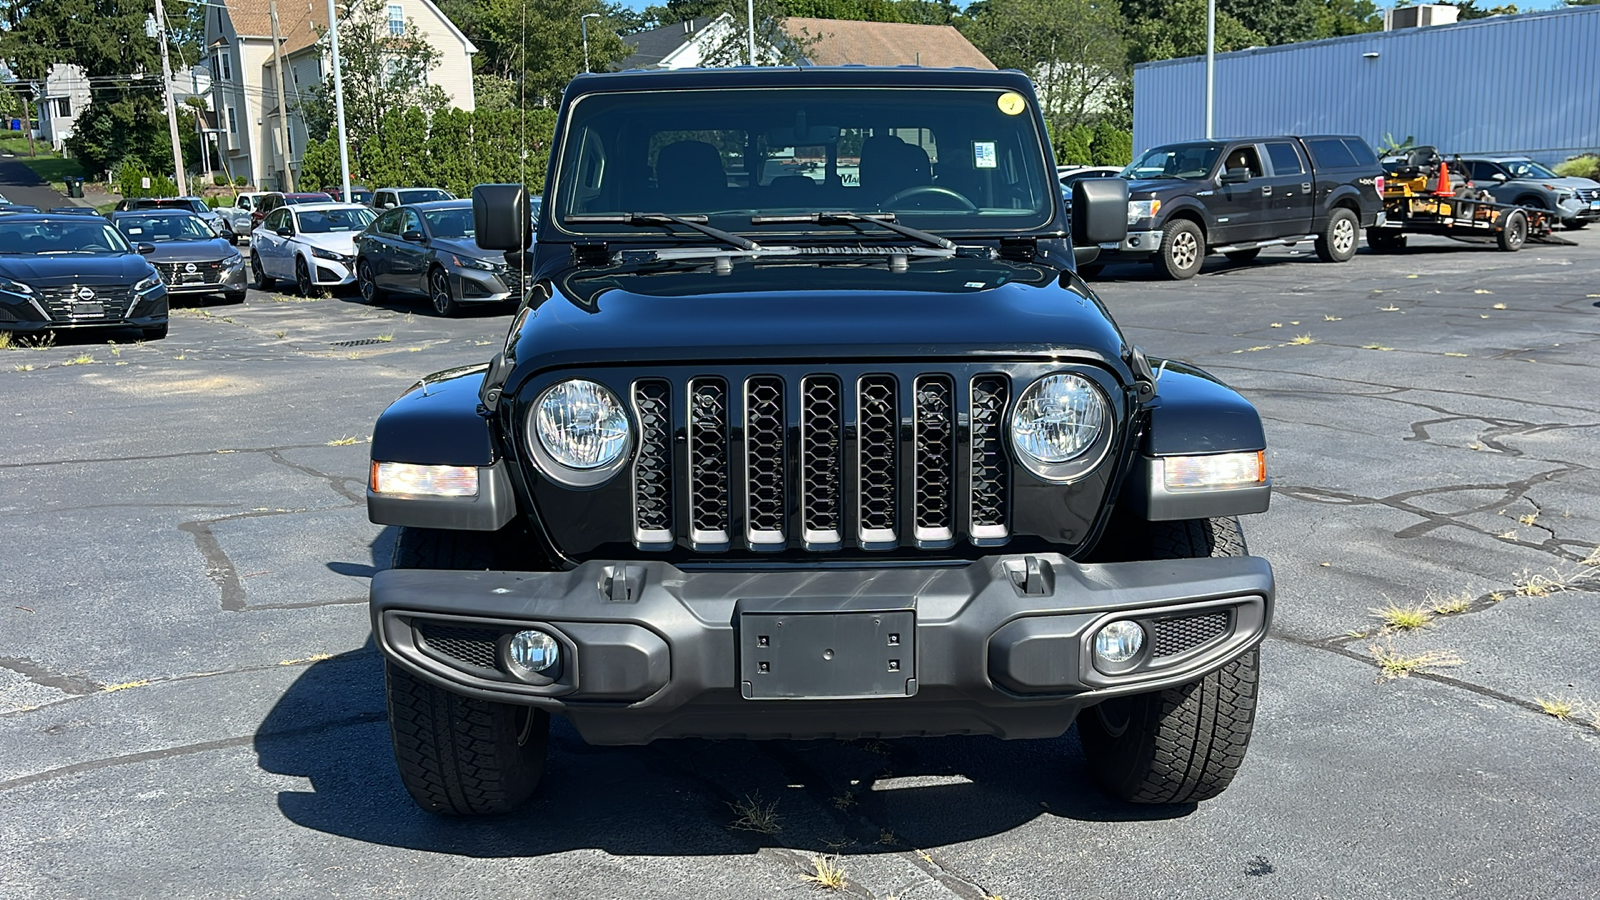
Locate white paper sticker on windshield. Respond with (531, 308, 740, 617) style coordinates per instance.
(126, 227, 143, 235)
(974, 142, 997, 169)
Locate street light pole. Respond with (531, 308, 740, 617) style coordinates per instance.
(328, 0, 352, 201)
(747, 0, 756, 65)
(1204, 0, 1215, 139)
(581, 13, 600, 74)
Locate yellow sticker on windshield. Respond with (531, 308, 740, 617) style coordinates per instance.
(997, 92, 1026, 116)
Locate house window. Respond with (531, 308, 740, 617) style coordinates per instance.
(227, 106, 237, 134)
(388, 4, 404, 35)
(55, 97, 71, 118)
(217, 49, 232, 82)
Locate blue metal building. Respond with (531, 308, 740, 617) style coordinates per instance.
(1132, 6, 1600, 164)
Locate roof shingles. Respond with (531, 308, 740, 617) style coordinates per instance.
(783, 18, 995, 69)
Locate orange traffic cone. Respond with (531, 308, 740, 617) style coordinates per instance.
(1434, 158, 1453, 197)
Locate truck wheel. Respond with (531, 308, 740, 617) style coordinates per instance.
(1076, 263, 1104, 278)
(1153, 220, 1204, 280)
(1223, 248, 1260, 264)
(384, 527, 550, 816)
(1077, 517, 1261, 804)
(1497, 210, 1527, 252)
(1366, 229, 1406, 253)
(1315, 208, 1359, 262)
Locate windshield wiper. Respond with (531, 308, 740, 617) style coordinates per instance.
(566, 213, 760, 252)
(749, 212, 955, 251)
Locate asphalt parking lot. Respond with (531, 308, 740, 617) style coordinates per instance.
(2, 232, 1597, 899)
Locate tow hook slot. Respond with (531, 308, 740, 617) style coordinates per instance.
(1005, 556, 1053, 597)
(607, 566, 642, 603)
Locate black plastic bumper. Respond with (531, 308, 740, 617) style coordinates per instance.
(370, 553, 1273, 745)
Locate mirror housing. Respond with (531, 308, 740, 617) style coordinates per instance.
(1220, 167, 1252, 185)
(401, 229, 425, 243)
(1071, 176, 1129, 247)
(276, 226, 294, 238)
(1491, 173, 1507, 182)
(473, 183, 532, 252)
(136, 242, 156, 255)
(225, 231, 239, 246)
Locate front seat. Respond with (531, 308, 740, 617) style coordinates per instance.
(859, 135, 931, 205)
(654, 140, 728, 211)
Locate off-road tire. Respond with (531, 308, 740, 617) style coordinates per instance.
(1077, 517, 1260, 804)
(1153, 219, 1205, 280)
(1223, 248, 1260, 264)
(1497, 209, 1527, 252)
(1366, 228, 1406, 253)
(1315, 208, 1359, 262)
(384, 526, 550, 816)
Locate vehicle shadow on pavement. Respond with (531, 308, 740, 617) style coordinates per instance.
(255, 653, 1193, 857)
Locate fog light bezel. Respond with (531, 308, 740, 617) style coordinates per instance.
(503, 628, 563, 684)
(1090, 620, 1148, 675)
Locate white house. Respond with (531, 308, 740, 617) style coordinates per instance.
(205, 0, 477, 191)
(35, 64, 92, 152)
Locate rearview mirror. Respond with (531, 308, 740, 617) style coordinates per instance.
(1072, 177, 1129, 247)
(473, 183, 531, 252)
(1220, 167, 1251, 185)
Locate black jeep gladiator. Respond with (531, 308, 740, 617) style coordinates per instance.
(366, 67, 1276, 816)
(1096, 135, 1384, 279)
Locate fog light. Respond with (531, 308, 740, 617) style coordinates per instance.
(1093, 621, 1146, 665)
(507, 629, 560, 676)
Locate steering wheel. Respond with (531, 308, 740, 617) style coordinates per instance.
(880, 185, 978, 211)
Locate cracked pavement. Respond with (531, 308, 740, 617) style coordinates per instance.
(2, 232, 1598, 899)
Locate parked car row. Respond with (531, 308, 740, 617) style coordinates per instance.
(212, 186, 461, 237)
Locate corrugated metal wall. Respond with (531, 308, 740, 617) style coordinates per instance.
(1132, 6, 1600, 164)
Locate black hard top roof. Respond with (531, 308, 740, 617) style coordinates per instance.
(566, 66, 1034, 95)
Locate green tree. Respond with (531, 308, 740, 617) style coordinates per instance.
(473, 73, 518, 112)
(965, 0, 1127, 123)
(1053, 123, 1095, 165)
(1122, 0, 1258, 63)
(1090, 119, 1132, 165)
(455, 0, 629, 104)
(1447, 1, 1520, 17)
(301, 0, 450, 168)
(1311, 0, 1381, 38)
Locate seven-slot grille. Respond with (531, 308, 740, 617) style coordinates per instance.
(35, 285, 133, 321)
(1574, 187, 1600, 203)
(155, 260, 223, 285)
(628, 372, 1014, 552)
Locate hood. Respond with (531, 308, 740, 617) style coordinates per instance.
(0, 253, 155, 287)
(293, 231, 360, 255)
(1125, 176, 1195, 196)
(505, 256, 1127, 380)
(431, 237, 505, 264)
(143, 239, 239, 264)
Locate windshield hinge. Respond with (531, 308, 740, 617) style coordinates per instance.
(572, 242, 610, 266)
(999, 237, 1036, 261)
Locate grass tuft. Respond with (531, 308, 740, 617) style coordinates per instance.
(727, 793, 782, 834)
(1536, 697, 1576, 721)
(1369, 642, 1463, 680)
(1363, 343, 1394, 351)
(1444, 351, 1469, 357)
(1288, 334, 1315, 345)
(61, 353, 94, 366)
(1370, 602, 1432, 631)
(1427, 591, 1473, 616)
(0, 331, 11, 350)
(326, 436, 360, 447)
(1378, 304, 1401, 312)
(377, 333, 394, 342)
(1323, 315, 1342, 321)
(13, 363, 34, 372)
(801, 855, 848, 891)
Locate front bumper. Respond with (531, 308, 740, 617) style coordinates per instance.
(450, 265, 527, 305)
(371, 553, 1274, 745)
(1559, 197, 1600, 222)
(309, 255, 356, 286)
(1099, 228, 1163, 256)
(0, 289, 168, 332)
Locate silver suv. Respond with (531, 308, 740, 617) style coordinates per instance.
(1461, 156, 1600, 229)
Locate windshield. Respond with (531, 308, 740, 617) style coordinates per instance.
(1502, 160, 1557, 180)
(1124, 143, 1224, 179)
(400, 189, 453, 203)
(296, 208, 376, 234)
(552, 87, 1055, 237)
(0, 220, 132, 254)
(423, 206, 475, 238)
(116, 214, 217, 243)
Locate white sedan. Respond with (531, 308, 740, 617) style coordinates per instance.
(250, 202, 377, 295)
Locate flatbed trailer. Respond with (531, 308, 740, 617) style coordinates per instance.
(1368, 152, 1574, 252)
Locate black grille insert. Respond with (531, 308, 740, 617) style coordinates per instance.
(687, 377, 730, 547)
(744, 376, 786, 546)
(969, 375, 1010, 540)
(1151, 610, 1230, 658)
(856, 375, 898, 546)
(913, 375, 955, 544)
(416, 623, 502, 672)
(632, 380, 673, 546)
(799, 376, 843, 547)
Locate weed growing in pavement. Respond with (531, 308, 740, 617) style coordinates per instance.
(271, 294, 321, 303)
(1370, 602, 1432, 631)
(377, 333, 394, 342)
(274, 330, 286, 339)
(1427, 591, 1473, 616)
(1324, 315, 1342, 321)
(13, 363, 33, 371)
(1363, 343, 1395, 351)
(0, 331, 11, 349)
(801, 855, 847, 891)
(1536, 697, 1577, 721)
(1444, 351, 1468, 357)
(877, 830, 897, 845)
(326, 436, 360, 447)
(727, 793, 782, 834)
(61, 353, 94, 366)
(403, 312, 415, 324)
(1368, 641, 1463, 680)
(1378, 304, 1401, 312)
(107, 341, 120, 357)
(830, 792, 857, 810)
(1518, 512, 1539, 526)
(23, 332, 55, 350)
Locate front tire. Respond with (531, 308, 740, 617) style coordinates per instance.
(1153, 219, 1205, 280)
(384, 526, 551, 816)
(429, 267, 459, 317)
(1315, 208, 1359, 262)
(356, 259, 382, 304)
(251, 252, 274, 290)
(295, 256, 315, 297)
(1077, 517, 1261, 804)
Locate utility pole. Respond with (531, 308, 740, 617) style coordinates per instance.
(747, 0, 756, 65)
(581, 13, 599, 74)
(1204, 0, 1215, 139)
(269, 0, 296, 191)
(154, 0, 187, 195)
(327, 0, 352, 200)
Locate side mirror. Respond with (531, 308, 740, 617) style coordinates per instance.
(276, 226, 294, 238)
(1071, 177, 1129, 247)
(401, 229, 425, 243)
(1491, 173, 1507, 182)
(225, 231, 239, 246)
(136, 243, 156, 255)
(1220, 167, 1252, 185)
(473, 183, 532, 252)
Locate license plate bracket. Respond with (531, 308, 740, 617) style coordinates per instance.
(71, 301, 104, 317)
(739, 610, 915, 700)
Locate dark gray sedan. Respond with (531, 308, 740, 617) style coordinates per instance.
(353, 200, 526, 316)
(110, 210, 247, 303)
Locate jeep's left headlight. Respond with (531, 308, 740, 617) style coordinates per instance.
(1010, 373, 1112, 480)
(532, 379, 630, 477)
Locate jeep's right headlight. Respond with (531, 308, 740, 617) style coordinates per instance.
(1127, 199, 1160, 224)
(1010, 373, 1112, 481)
(532, 379, 630, 474)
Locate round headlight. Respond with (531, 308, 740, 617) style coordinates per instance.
(534, 379, 630, 470)
(1010, 373, 1108, 464)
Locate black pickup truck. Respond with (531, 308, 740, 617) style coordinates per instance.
(365, 66, 1275, 816)
(1096, 135, 1385, 279)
